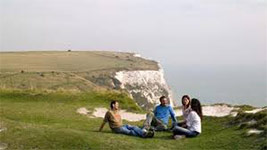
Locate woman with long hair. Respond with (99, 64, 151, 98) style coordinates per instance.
(173, 98, 203, 139)
(181, 95, 191, 121)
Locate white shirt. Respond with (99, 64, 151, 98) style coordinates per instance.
(182, 106, 191, 121)
(186, 111, 201, 133)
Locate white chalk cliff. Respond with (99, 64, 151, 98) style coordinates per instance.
(114, 64, 175, 110)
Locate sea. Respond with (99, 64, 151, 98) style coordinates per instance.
(163, 64, 266, 107)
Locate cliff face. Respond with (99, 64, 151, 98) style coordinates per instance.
(114, 66, 175, 110)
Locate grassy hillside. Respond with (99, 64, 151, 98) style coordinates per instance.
(0, 51, 158, 72)
(0, 90, 266, 150)
(0, 51, 159, 91)
(1, 51, 266, 149)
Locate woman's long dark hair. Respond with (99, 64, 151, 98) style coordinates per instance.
(181, 95, 191, 109)
(191, 98, 203, 120)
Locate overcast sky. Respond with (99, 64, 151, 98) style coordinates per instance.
(0, 0, 266, 66)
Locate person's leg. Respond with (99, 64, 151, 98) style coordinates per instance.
(125, 124, 146, 137)
(154, 118, 168, 131)
(113, 125, 138, 136)
(143, 112, 155, 130)
(177, 121, 186, 127)
(114, 125, 155, 138)
(118, 124, 150, 137)
(172, 126, 198, 137)
(143, 112, 168, 131)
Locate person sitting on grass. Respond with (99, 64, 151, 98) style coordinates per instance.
(172, 98, 202, 139)
(99, 100, 154, 138)
(177, 95, 192, 127)
(181, 95, 191, 121)
(143, 96, 177, 131)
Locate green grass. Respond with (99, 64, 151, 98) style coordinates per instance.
(230, 110, 267, 135)
(234, 105, 256, 112)
(0, 72, 98, 91)
(0, 51, 159, 91)
(0, 51, 158, 73)
(0, 90, 265, 150)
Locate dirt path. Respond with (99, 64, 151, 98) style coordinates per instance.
(77, 104, 242, 121)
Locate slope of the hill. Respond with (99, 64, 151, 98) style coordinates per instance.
(0, 90, 266, 150)
(0, 51, 173, 109)
(0, 51, 158, 72)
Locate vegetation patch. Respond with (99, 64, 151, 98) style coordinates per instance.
(229, 109, 267, 150)
(0, 90, 265, 150)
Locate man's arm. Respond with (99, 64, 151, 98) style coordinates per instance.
(99, 121, 106, 132)
(169, 106, 177, 123)
(99, 111, 109, 132)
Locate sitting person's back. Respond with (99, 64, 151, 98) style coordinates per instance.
(186, 110, 201, 134)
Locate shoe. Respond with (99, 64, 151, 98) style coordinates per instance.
(173, 135, 185, 140)
(143, 125, 150, 131)
(144, 131, 154, 138)
(142, 128, 148, 132)
(149, 127, 155, 132)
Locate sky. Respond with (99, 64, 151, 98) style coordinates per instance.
(0, 0, 266, 106)
(1, 0, 266, 67)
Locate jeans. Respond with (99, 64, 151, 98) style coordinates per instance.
(143, 112, 168, 131)
(112, 124, 145, 137)
(173, 126, 199, 137)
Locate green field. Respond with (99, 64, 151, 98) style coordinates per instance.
(0, 90, 266, 150)
(0, 51, 158, 72)
(0, 51, 158, 91)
